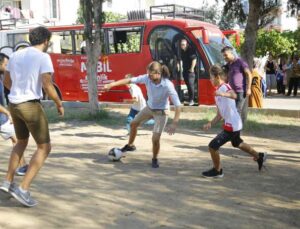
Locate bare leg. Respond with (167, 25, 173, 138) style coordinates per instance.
(152, 133, 161, 159)
(10, 136, 26, 167)
(20, 143, 51, 190)
(209, 147, 221, 171)
(128, 121, 140, 146)
(238, 142, 259, 159)
(6, 139, 28, 182)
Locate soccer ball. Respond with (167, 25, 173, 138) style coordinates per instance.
(108, 148, 123, 161)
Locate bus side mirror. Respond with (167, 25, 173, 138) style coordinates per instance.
(202, 29, 209, 44)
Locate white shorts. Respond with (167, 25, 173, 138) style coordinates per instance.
(0, 120, 15, 140)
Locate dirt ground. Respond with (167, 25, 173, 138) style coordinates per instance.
(0, 109, 299, 229)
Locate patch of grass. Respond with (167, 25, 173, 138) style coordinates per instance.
(45, 107, 299, 133)
(45, 107, 125, 126)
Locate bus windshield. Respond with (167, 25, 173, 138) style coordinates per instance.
(198, 36, 237, 65)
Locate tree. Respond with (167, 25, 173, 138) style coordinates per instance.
(80, 0, 105, 115)
(220, 0, 300, 68)
(200, 4, 221, 25)
(255, 29, 296, 57)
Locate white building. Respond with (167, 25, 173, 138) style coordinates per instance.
(241, 0, 298, 31)
(103, 0, 218, 14)
(0, 0, 80, 27)
(0, 0, 220, 28)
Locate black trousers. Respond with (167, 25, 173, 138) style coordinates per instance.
(287, 78, 299, 96)
(183, 71, 195, 102)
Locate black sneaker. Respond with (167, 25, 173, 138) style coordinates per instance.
(152, 158, 159, 168)
(202, 168, 224, 178)
(121, 144, 136, 152)
(256, 152, 267, 171)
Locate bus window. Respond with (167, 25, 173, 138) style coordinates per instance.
(107, 27, 142, 54)
(194, 30, 237, 65)
(49, 31, 73, 54)
(75, 31, 86, 54)
(74, 30, 106, 55)
(7, 33, 29, 47)
(148, 26, 184, 80)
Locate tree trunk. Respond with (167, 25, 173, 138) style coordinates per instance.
(86, 41, 100, 115)
(241, 0, 262, 70)
(81, 0, 104, 115)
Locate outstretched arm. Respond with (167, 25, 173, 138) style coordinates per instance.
(103, 78, 131, 91)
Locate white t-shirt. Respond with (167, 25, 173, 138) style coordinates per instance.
(129, 84, 146, 111)
(215, 83, 242, 132)
(7, 47, 54, 104)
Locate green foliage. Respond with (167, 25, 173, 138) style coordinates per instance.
(77, 5, 125, 24)
(218, 11, 236, 30)
(228, 32, 245, 54)
(255, 29, 297, 57)
(103, 11, 125, 22)
(282, 28, 300, 54)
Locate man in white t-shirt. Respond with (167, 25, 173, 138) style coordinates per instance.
(123, 74, 154, 134)
(202, 65, 267, 178)
(0, 26, 64, 207)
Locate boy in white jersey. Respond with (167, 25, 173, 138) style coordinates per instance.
(123, 74, 154, 134)
(202, 65, 266, 178)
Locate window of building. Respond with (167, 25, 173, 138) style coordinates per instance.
(107, 0, 112, 7)
(49, 0, 57, 18)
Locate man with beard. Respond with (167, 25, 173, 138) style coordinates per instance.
(0, 27, 64, 207)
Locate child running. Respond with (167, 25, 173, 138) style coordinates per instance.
(202, 65, 267, 178)
(103, 61, 181, 168)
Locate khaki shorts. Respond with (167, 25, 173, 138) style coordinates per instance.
(133, 106, 169, 134)
(9, 101, 50, 144)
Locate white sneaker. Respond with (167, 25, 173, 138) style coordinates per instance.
(189, 100, 195, 106)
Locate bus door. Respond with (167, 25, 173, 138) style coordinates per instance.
(103, 26, 149, 102)
(148, 26, 206, 104)
(148, 26, 185, 101)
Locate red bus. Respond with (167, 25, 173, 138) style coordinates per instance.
(0, 10, 236, 105)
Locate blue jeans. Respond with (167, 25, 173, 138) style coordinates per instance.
(235, 92, 248, 124)
(126, 108, 155, 133)
(0, 81, 4, 106)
